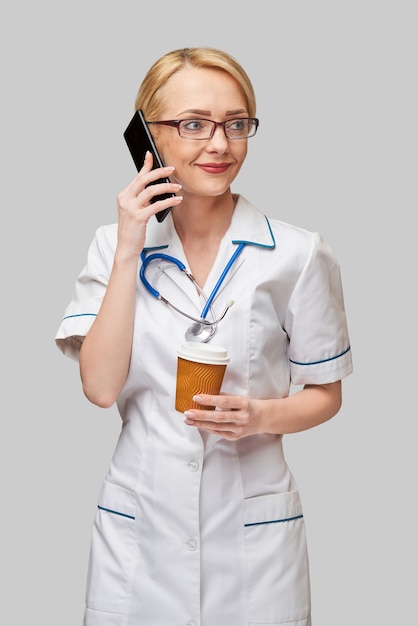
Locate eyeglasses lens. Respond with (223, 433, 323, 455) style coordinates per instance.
(178, 118, 258, 139)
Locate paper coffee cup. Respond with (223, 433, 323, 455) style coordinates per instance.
(175, 342, 230, 412)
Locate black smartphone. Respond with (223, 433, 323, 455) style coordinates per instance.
(123, 109, 174, 222)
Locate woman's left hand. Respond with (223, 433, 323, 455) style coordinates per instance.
(183, 382, 342, 439)
(183, 394, 262, 440)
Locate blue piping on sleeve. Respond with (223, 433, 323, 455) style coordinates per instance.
(63, 313, 97, 320)
(290, 345, 351, 366)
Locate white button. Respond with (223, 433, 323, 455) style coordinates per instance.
(187, 621, 198, 626)
(188, 460, 199, 472)
(186, 539, 197, 551)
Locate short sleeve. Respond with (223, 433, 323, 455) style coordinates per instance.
(55, 224, 117, 361)
(285, 232, 353, 385)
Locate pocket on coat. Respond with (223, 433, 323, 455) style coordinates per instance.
(85, 481, 137, 616)
(244, 491, 311, 625)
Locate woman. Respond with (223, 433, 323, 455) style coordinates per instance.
(56, 47, 353, 626)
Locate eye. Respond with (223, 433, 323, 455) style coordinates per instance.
(180, 119, 208, 132)
(227, 119, 248, 132)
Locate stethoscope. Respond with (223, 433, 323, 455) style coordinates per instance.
(139, 242, 246, 342)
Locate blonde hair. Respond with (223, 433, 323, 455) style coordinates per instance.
(134, 47, 256, 119)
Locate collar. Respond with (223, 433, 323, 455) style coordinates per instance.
(142, 195, 276, 252)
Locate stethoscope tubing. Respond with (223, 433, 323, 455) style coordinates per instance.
(200, 242, 245, 318)
(140, 253, 189, 299)
(139, 243, 246, 323)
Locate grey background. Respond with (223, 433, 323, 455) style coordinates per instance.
(1, 1, 416, 624)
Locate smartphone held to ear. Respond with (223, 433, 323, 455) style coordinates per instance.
(124, 110, 174, 223)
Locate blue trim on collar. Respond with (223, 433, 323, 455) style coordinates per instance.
(142, 244, 170, 253)
(141, 205, 276, 251)
(232, 215, 276, 249)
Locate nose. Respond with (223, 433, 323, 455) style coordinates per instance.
(207, 123, 229, 151)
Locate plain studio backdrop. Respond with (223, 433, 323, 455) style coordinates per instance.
(1, 1, 416, 624)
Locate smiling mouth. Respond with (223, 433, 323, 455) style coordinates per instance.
(197, 163, 231, 174)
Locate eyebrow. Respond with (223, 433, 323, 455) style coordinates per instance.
(176, 108, 248, 117)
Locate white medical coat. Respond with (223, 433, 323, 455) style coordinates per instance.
(56, 196, 353, 626)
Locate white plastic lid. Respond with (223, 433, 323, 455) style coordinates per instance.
(177, 341, 230, 365)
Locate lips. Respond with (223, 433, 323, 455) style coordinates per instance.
(197, 163, 231, 174)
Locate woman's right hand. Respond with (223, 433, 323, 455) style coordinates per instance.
(80, 153, 182, 407)
(116, 151, 183, 258)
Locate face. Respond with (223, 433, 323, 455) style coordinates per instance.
(152, 67, 249, 199)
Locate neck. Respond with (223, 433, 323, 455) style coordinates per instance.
(171, 192, 237, 287)
(172, 192, 237, 244)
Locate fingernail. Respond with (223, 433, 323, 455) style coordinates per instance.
(192, 395, 202, 402)
(184, 411, 195, 418)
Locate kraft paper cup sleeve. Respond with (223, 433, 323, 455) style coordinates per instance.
(175, 342, 229, 412)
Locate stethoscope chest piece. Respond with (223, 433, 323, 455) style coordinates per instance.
(184, 321, 217, 343)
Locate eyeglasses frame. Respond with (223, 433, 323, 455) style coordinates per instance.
(147, 117, 259, 140)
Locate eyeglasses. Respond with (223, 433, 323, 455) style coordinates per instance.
(147, 117, 259, 140)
